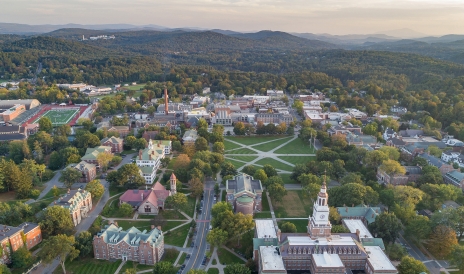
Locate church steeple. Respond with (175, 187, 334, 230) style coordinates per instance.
(308, 171, 332, 238)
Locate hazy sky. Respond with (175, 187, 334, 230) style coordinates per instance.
(1, 0, 464, 35)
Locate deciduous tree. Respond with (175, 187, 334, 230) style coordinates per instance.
(120, 203, 134, 217)
(426, 225, 458, 259)
(59, 167, 82, 188)
(206, 228, 228, 248)
(280, 222, 297, 233)
(368, 212, 402, 244)
(75, 231, 93, 258)
(85, 179, 105, 200)
(40, 206, 74, 237)
(38, 234, 79, 274)
(11, 246, 32, 268)
(96, 151, 113, 171)
(38, 117, 53, 133)
(224, 263, 251, 274)
(190, 177, 204, 198)
(397, 256, 428, 274)
(449, 245, 464, 274)
(165, 193, 188, 212)
(152, 261, 177, 274)
(268, 183, 287, 203)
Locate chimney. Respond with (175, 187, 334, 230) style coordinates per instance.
(164, 88, 169, 115)
(277, 229, 281, 242)
(67, 188, 70, 194)
(139, 150, 142, 160)
(114, 221, 118, 227)
(356, 229, 360, 239)
(151, 225, 155, 230)
(157, 226, 161, 231)
(149, 154, 152, 160)
(157, 143, 160, 147)
(152, 150, 154, 155)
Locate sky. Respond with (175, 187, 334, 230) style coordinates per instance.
(1, 0, 464, 36)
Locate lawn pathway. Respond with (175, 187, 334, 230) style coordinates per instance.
(113, 260, 126, 274)
(205, 247, 226, 274)
(224, 134, 305, 171)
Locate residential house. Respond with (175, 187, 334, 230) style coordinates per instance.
(327, 125, 362, 136)
(68, 161, 97, 183)
(386, 137, 407, 148)
(390, 106, 407, 115)
(49, 189, 92, 227)
(377, 166, 421, 186)
(226, 173, 263, 215)
(383, 128, 397, 140)
(101, 137, 124, 153)
(107, 126, 130, 138)
(418, 153, 457, 175)
(142, 131, 159, 142)
(182, 129, 198, 144)
(135, 140, 165, 184)
(443, 171, 464, 190)
(267, 90, 285, 99)
(81, 146, 113, 165)
(0, 223, 42, 264)
(398, 129, 423, 138)
(336, 205, 381, 226)
(119, 180, 175, 214)
(400, 143, 428, 161)
(93, 223, 164, 265)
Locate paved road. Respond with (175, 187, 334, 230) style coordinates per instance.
(183, 178, 216, 273)
(31, 153, 136, 274)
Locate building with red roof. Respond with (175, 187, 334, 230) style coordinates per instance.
(119, 180, 176, 215)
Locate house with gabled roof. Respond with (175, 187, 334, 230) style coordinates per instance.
(49, 189, 92, 226)
(119, 180, 175, 215)
(226, 173, 263, 215)
(443, 170, 464, 190)
(81, 146, 112, 165)
(135, 140, 165, 184)
(93, 223, 164, 265)
(101, 136, 123, 153)
(418, 153, 457, 175)
(68, 161, 96, 183)
(336, 205, 381, 226)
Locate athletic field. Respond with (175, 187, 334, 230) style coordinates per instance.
(33, 109, 79, 125)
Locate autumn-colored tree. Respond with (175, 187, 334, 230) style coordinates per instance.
(426, 225, 458, 259)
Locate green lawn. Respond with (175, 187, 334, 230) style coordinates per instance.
(167, 157, 177, 170)
(224, 139, 242, 150)
(255, 158, 294, 172)
(158, 209, 188, 220)
(254, 212, 272, 218)
(278, 156, 316, 166)
(116, 220, 152, 231)
(274, 138, 316, 154)
(217, 247, 245, 264)
(39, 187, 66, 200)
(225, 147, 257, 155)
(251, 136, 292, 152)
(185, 195, 197, 218)
(226, 155, 258, 162)
(261, 192, 270, 211)
(164, 224, 190, 247)
(120, 261, 154, 273)
(225, 159, 247, 169)
(178, 252, 187, 265)
(225, 230, 254, 259)
(120, 149, 135, 155)
(101, 194, 132, 218)
(221, 190, 226, 202)
(109, 186, 125, 197)
(226, 136, 287, 146)
(163, 248, 180, 264)
(54, 258, 121, 274)
(271, 190, 313, 218)
(278, 219, 309, 233)
(208, 268, 220, 274)
(279, 173, 294, 184)
(126, 84, 146, 91)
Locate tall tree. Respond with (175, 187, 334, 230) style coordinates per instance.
(59, 167, 82, 188)
(165, 193, 188, 212)
(189, 177, 204, 198)
(212, 142, 225, 154)
(39, 206, 74, 237)
(11, 246, 33, 268)
(449, 245, 464, 274)
(404, 215, 431, 242)
(206, 228, 228, 248)
(224, 263, 252, 274)
(152, 261, 176, 274)
(267, 183, 287, 203)
(74, 231, 93, 258)
(96, 151, 113, 171)
(38, 234, 79, 274)
(38, 117, 53, 133)
(195, 137, 209, 151)
(221, 161, 237, 177)
(85, 179, 105, 200)
(426, 225, 458, 259)
(397, 256, 428, 274)
(280, 222, 297, 233)
(431, 206, 464, 241)
(368, 212, 402, 244)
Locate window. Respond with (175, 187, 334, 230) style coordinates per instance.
(144, 206, 151, 213)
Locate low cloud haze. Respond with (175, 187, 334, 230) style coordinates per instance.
(1, 0, 463, 35)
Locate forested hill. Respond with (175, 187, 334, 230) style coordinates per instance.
(42, 29, 338, 53)
(1, 36, 122, 59)
(357, 39, 464, 64)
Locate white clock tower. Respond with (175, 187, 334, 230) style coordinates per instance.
(308, 174, 332, 238)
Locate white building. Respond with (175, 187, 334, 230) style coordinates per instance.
(267, 90, 285, 99)
(135, 140, 165, 184)
(243, 95, 270, 104)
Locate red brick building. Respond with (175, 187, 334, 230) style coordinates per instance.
(0, 223, 42, 264)
(68, 161, 97, 183)
(101, 137, 124, 153)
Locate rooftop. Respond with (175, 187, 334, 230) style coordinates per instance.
(343, 219, 373, 239)
(259, 246, 286, 271)
(365, 246, 396, 271)
(286, 235, 357, 246)
(312, 252, 344, 268)
(255, 220, 277, 239)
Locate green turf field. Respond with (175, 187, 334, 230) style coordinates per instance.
(278, 156, 316, 165)
(34, 109, 79, 125)
(250, 136, 292, 152)
(274, 138, 316, 154)
(225, 136, 286, 146)
(255, 158, 294, 172)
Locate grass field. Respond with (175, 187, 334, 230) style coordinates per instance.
(116, 220, 152, 231)
(185, 195, 197, 217)
(254, 212, 272, 218)
(255, 158, 294, 172)
(34, 109, 79, 125)
(208, 268, 220, 274)
(225, 230, 254, 259)
(217, 247, 245, 264)
(250, 136, 292, 152)
(226, 136, 286, 146)
(225, 147, 257, 154)
(279, 173, 294, 184)
(120, 261, 154, 273)
(224, 139, 242, 150)
(278, 156, 316, 165)
(226, 155, 258, 162)
(54, 258, 121, 274)
(261, 192, 270, 211)
(164, 224, 190, 246)
(271, 190, 313, 218)
(274, 138, 316, 154)
(278, 219, 309, 233)
(225, 159, 247, 169)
